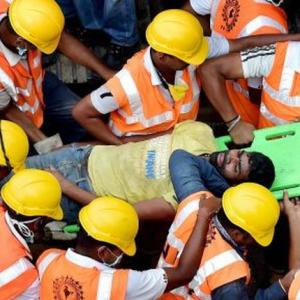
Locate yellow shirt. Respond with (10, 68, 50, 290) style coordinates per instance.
(88, 121, 217, 208)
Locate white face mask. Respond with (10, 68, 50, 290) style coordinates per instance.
(97, 246, 124, 268)
(10, 217, 41, 244)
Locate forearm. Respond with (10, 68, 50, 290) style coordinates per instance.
(121, 128, 173, 143)
(229, 33, 300, 53)
(199, 65, 237, 122)
(60, 180, 97, 206)
(165, 207, 211, 291)
(288, 213, 300, 269)
(4, 103, 47, 142)
(58, 31, 116, 81)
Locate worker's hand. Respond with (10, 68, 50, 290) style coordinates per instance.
(279, 269, 298, 293)
(229, 120, 255, 145)
(280, 190, 300, 217)
(198, 194, 221, 217)
(46, 166, 71, 190)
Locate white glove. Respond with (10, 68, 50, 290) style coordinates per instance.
(44, 221, 77, 241)
(33, 133, 63, 154)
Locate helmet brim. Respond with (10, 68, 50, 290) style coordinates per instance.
(120, 240, 136, 256)
(51, 206, 64, 221)
(183, 36, 209, 66)
(252, 228, 275, 247)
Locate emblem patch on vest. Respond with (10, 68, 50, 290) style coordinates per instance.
(221, 0, 240, 32)
(53, 276, 84, 299)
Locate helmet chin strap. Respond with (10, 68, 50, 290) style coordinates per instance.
(267, 0, 284, 7)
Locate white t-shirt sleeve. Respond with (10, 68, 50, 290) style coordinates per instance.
(126, 268, 168, 300)
(190, 0, 212, 15)
(90, 84, 120, 114)
(241, 44, 276, 79)
(207, 36, 230, 58)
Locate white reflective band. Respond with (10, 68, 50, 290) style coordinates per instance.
(33, 55, 41, 69)
(96, 269, 115, 300)
(18, 98, 40, 114)
(0, 67, 18, 100)
(296, 291, 300, 300)
(36, 74, 43, 88)
(231, 81, 250, 98)
(157, 256, 173, 268)
(37, 252, 60, 279)
(193, 286, 211, 300)
(170, 286, 189, 299)
(116, 69, 143, 116)
(0, 258, 34, 287)
(260, 102, 290, 125)
(238, 16, 287, 37)
(263, 80, 300, 107)
(167, 232, 185, 256)
(189, 249, 243, 291)
(169, 200, 199, 233)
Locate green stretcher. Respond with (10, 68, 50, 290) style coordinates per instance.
(216, 123, 300, 200)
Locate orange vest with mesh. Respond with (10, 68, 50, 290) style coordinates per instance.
(158, 192, 250, 300)
(259, 41, 300, 127)
(212, 0, 287, 127)
(37, 248, 129, 300)
(0, 2, 45, 127)
(105, 49, 200, 137)
(0, 206, 38, 300)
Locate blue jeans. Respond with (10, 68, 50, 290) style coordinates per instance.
(56, 0, 139, 46)
(42, 71, 87, 144)
(26, 144, 93, 223)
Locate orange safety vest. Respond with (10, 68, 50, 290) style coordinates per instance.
(0, 4, 45, 128)
(288, 271, 300, 300)
(105, 49, 200, 137)
(37, 248, 129, 300)
(158, 192, 250, 300)
(259, 41, 300, 128)
(212, 0, 288, 127)
(0, 206, 38, 300)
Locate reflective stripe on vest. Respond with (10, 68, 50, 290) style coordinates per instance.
(261, 42, 300, 125)
(189, 249, 244, 296)
(0, 67, 17, 100)
(115, 67, 199, 127)
(37, 252, 61, 278)
(96, 269, 115, 300)
(231, 81, 249, 98)
(238, 16, 287, 37)
(0, 258, 34, 287)
(260, 102, 289, 125)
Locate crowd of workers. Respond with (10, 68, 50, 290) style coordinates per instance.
(1, 0, 300, 299)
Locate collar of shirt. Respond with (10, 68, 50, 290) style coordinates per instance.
(143, 46, 190, 87)
(5, 211, 31, 253)
(65, 248, 112, 270)
(0, 39, 21, 66)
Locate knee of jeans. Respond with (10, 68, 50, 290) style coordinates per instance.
(60, 197, 80, 224)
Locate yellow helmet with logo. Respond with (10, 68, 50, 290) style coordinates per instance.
(1, 169, 63, 220)
(0, 120, 29, 172)
(146, 9, 208, 65)
(9, 0, 65, 54)
(222, 183, 280, 246)
(79, 196, 139, 256)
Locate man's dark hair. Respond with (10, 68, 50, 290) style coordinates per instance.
(217, 208, 248, 235)
(281, 0, 300, 33)
(248, 151, 275, 189)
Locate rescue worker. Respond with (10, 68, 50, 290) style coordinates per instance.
(25, 121, 274, 223)
(0, 0, 115, 146)
(37, 195, 219, 300)
(0, 120, 29, 181)
(184, 0, 294, 129)
(199, 39, 300, 144)
(0, 168, 63, 300)
(158, 183, 294, 299)
(72, 9, 300, 145)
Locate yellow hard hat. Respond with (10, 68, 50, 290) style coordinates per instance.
(222, 183, 280, 247)
(79, 196, 139, 256)
(0, 120, 29, 172)
(9, 0, 65, 54)
(146, 9, 209, 65)
(1, 169, 63, 220)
